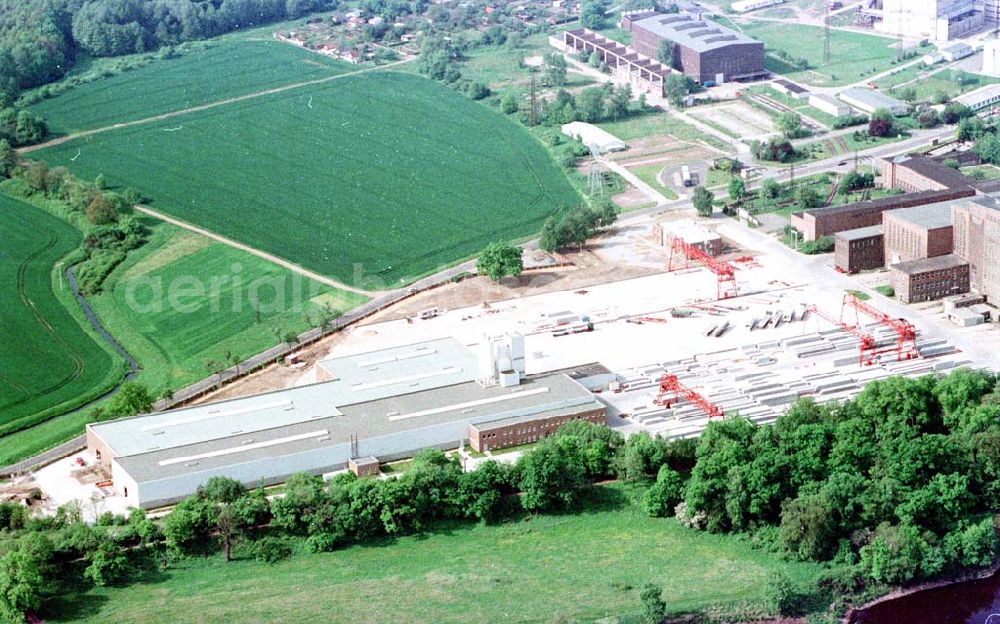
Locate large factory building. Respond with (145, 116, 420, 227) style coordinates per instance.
(622, 11, 766, 84)
(86, 337, 606, 508)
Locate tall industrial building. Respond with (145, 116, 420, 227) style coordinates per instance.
(622, 12, 766, 84)
(878, 0, 984, 40)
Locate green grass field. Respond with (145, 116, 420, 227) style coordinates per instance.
(876, 66, 1000, 103)
(88, 223, 368, 394)
(0, 195, 123, 438)
(725, 20, 917, 88)
(628, 163, 679, 200)
(35, 71, 581, 288)
(961, 164, 1000, 180)
(29, 39, 352, 135)
(52, 484, 828, 623)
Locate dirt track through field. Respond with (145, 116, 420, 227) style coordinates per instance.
(17, 56, 417, 154)
(134, 206, 378, 296)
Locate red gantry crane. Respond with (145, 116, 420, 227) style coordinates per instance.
(654, 374, 724, 419)
(841, 293, 919, 363)
(807, 294, 919, 366)
(667, 237, 737, 300)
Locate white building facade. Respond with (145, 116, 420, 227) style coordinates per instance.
(878, 0, 983, 40)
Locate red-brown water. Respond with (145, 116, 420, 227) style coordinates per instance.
(849, 572, 1000, 624)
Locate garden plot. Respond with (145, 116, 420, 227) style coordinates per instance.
(688, 101, 776, 140)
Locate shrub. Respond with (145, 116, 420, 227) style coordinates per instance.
(251, 536, 293, 563)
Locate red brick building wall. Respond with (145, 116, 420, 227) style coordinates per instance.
(792, 188, 976, 241)
(469, 408, 606, 452)
(883, 215, 953, 265)
(891, 262, 970, 303)
(835, 232, 884, 273)
(952, 200, 1000, 304)
(629, 22, 764, 83)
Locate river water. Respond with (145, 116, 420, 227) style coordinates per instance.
(849, 572, 1000, 624)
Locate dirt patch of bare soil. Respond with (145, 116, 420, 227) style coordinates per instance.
(193, 247, 661, 404)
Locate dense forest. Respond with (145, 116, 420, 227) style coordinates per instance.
(675, 370, 999, 592)
(0, 0, 339, 104)
(0, 369, 997, 623)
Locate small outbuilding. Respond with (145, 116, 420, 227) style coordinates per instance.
(348, 456, 380, 477)
(561, 122, 627, 153)
(838, 88, 911, 116)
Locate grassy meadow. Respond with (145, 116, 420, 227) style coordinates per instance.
(52, 484, 828, 624)
(0, 195, 123, 439)
(29, 39, 352, 135)
(36, 71, 581, 287)
(723, 19, 919, 88)
(88, 223, 368, 394)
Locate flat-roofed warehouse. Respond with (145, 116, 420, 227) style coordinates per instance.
(624, 12, 766, 84)
(86, 338, 606, 508)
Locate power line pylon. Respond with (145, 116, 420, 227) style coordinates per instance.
(824, 4, 832, 64)
(529, 75, 538, 127)
(587, 143, 605, 196)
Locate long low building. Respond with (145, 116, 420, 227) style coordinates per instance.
(561, 28, 672, 94)
(882, 155, 976, 193)
(954, 83, 1000, 112)
(561, 121, 628, 153)
(838, 87, 912, 116)
(87, 337, 606, 508)
(790, 187, 977, 241)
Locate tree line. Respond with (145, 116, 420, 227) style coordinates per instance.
(0, 423, 693, 623)
(674, 369, 999, 610)
(0, 154, 148, 296)
(0, 0, 340, 105)
(1, 368, 996, 622)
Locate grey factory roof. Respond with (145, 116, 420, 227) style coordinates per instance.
(632, 13, 761, 53)
(884, 200, 958, 230)
(887, 155, 975, 191)
(90, 338, 478, 458)
(967, 196, 1000, 213)
(112, 373, 602, 483)
(315, 337, 479, 403)
(836, 224, 884, 241)
(838, 87, 911, 113)
(891, 254, 969, 275)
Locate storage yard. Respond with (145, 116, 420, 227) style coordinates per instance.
(305, 217, 995, 447)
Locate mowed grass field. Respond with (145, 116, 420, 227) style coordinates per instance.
(36, 71, 581, 287)
(725, 20, 908, 87)
(29, 39, 352, 135)
(88, 223, 368, 394)
(0, 195, 123, 438)
(54, 484, 827, 624)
